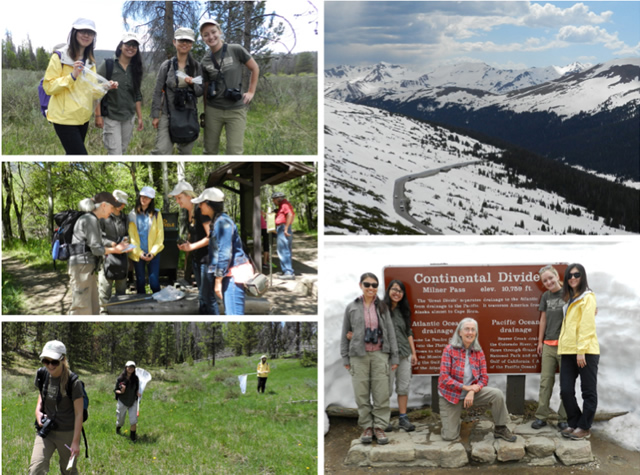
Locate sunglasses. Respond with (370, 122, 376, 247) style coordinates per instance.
(362, 282, 378, 288)
(41, 359, 61, 367)
(568, 272, 582, 279)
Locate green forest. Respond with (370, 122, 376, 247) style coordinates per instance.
(2, 321, 318, 474)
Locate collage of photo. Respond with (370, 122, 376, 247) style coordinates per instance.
(2, 1, 639, 474)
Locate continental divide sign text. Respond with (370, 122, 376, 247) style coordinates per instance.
(383, 264, 567, 375)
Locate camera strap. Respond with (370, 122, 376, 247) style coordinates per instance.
(210, 44, 231, 91)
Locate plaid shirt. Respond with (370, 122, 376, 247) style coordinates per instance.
(438, 344, 489, 404)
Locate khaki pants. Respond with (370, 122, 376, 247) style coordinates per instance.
(151, 113, 196, 155)
(98, 267, 128, 314)
(69, 263, 99, 315)
(389, 355, 412, 396)
(116, 399, 138, 427)
(439, 386, 510, 440)
(203, 105, 247, 155)
(349, 351, 390, 430)
(103, 116, 135, 155)
(29, 430, 78, 475)
(535, 344, 567, 422)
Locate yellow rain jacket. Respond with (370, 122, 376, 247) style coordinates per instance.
(558, 291, 599, 355)
(257, 362, 270, 378)
(43, 46, 105, 125)
(127, 210, 165, 262)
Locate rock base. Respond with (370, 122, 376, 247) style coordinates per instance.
(344, 420, 594, 468)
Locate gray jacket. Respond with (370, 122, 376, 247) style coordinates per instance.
(69, 213, 105, 266)
(341, 296, 399, 366)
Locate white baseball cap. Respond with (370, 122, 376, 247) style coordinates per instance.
(191, 187, 224, 203)
(199, 18, 221, 33)
(113, 189, 129, 206)
(121, 32, 141, 44)
(174, 27, 196, 41)
(140, 186, 156, 199)
(125, 361, 136, 367)
(72, 18, 97, 33)
(168, 181, 194, 197)
(261, 355, 267, 359)
(40, 340, 67, 361)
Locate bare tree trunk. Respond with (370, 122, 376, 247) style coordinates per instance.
(162, 162, 169, 213)
(164, 1, 175, 59)
(14, 163, 26, 242)
(46, 163, 54, 242)
(2, 162, 14, 240)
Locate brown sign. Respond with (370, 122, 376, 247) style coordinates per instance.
(383, 264, 568, 375)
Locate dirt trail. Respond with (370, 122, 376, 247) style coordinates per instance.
(2, 233, 317, 316)
(2, 256, 72, 315)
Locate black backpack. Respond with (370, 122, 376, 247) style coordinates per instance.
(36, 367, 90, 458)
(99, 58, 115, 117)
(104, 253, 128, 280)
(51, 210, 89, 269)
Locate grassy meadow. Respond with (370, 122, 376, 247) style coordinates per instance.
(2, 355, 318, 474)
(2, 68, 317, 155)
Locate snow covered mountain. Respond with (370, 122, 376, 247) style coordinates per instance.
(326, 58, 640, 179)
(325, 98, 636, 236)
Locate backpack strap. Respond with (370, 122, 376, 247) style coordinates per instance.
(105, 58, 114, 81)
(68, 372, 89, 458)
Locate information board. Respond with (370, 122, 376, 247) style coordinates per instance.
(383, 264, 567, 375)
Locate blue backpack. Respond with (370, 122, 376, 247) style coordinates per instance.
(38, 51, 61, 118)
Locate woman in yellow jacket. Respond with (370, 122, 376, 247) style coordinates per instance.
(128, 187, 164, 294)
(257, 355, 270, 394)
(43, 18, 117, 154)
(558, 263, 599, 441)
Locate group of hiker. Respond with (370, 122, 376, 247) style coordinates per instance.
(30, 340, 271, 474)
(41, 17, 258, 155)
(341, 265, 599, 445)
(65, 185, 295, 315)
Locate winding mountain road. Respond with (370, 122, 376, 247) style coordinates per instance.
(393, 160, 483, 234)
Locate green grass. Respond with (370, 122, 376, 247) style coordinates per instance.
(1, 273, 28, 315)
(2, 356, 318, 474)
(2, 69, 316, 155)
(2, 238, 59, 270)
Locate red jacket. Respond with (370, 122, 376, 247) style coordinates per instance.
(438, 344, 489, 404)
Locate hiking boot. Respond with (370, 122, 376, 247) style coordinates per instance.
(398, 417, 416, 432)
(130, 430, 137, 442)
(561, 426, 575, 438)
(360, 427, 373, 444)
(116, 426, 121, 434)
(557, 422, 569, 431)
(569, 428, 591, 440)
(494, 426, 516, 442)
(384, 423, 393, 432)
(374, 428, 389, 445)
(531, 419, 547, 429)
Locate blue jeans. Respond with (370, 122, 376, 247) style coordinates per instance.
(276, 224, 294, 275)
(133, 256, 160, 294)
(222, 276, 245, 315)
(193, 261, 219, 315)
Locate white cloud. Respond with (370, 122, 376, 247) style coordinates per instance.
(557, 25, 639, 55)
(521, 2, 613, 28)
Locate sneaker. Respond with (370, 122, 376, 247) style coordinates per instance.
(531, 419, 547, 429)
(494, 426, 516, 442)
(374, 428, 389, 445)
(384, 423, 393, 432)
(561, 426, 575, 438)
(569, 428, 591, 440)
(280, 273, 295, 280)
(360, 427, 373, 444)
(557, 422, 569, 431)
(398, 417, 416, 432)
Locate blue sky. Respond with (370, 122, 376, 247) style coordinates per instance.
(1, 0, 318, 54)
(325, 1, 640, 69)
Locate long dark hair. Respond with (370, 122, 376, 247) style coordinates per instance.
(136, 195, 156, 218)
(359, 272, 387, 313)
(115, 41, 143, 93)
(206, 200, 225, 234)
(563, 263, 590, 301)
(67, 28, 96, 64)
(384, 279, 411, 331)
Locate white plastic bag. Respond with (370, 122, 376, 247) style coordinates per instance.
(69, 66, 111, 111)
(176, 70, 203, 84)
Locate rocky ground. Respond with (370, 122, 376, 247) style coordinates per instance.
(325, 408, 640, 474)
